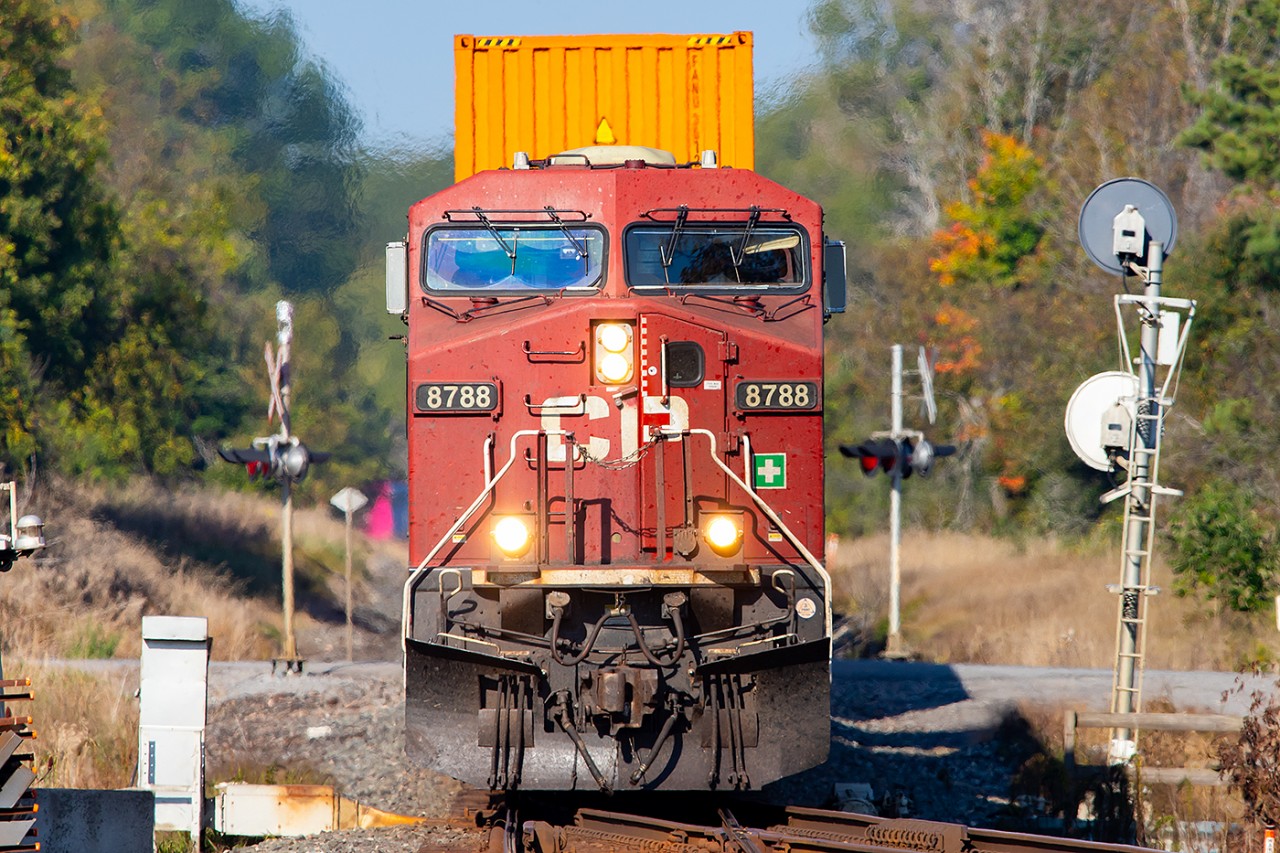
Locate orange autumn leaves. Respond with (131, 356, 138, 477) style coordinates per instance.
(927, 132, 1049, 496)
(927, 130, 1048, 380)
(930, 132, 1046, 289)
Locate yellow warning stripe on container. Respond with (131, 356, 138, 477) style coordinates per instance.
(687, 35, 736, 46)
(475, 37, 521, 48)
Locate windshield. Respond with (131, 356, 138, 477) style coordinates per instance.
(625, 224, 807, 290)
(423, 226, 605, 293)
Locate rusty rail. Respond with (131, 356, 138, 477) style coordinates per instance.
(515, 806, 1155, 853)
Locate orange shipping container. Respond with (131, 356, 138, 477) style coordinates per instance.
(453, 32, 754, 182)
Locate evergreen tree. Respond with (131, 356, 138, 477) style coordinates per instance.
(1182, 0, 1280, 269)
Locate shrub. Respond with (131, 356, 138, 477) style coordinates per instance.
(1167, 480, 1278, 612)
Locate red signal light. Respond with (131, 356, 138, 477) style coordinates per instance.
(839, 439, 900, 477)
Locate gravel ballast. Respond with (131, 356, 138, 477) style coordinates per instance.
(200, 659, 1275, 850)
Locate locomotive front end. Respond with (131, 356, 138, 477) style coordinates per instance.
(394, 151, 841, 792)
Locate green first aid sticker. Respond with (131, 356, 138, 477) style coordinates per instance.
(753, 453, 787, 489)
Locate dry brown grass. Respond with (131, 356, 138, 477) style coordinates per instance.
(0, 481, 277, 661)
(830, 531, 1275, 670)
(8, 662, 139, 789)
(0, 477, 406, 663)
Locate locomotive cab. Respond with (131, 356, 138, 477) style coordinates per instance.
(392, 145, 837, 792)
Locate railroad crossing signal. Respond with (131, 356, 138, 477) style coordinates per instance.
(753, 453, 787, 489)
(838, 344, 957, 658)
(217, 435, 330, 484)
(841, 439, 898, 477)
(216, 301, 331, 672)
(839, 438, 954, 479)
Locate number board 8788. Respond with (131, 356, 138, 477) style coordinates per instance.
(734, 381, 820, 411)
(414, 381, 499, 413)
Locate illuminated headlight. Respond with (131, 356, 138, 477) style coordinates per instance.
(492, 516, 531, 557)
(594, 322, 634, 384)
(598, 353, 633, 383)
(597, 323, 631, 353)
(704, 515, 742, 556)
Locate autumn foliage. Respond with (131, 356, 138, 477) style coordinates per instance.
(929, 131, 1046, 292)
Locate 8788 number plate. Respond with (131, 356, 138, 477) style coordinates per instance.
(415, 382, 498, 412)
(735, 381, 819, 410)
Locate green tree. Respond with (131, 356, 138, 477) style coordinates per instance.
(101, 0, 365, 296)
(1167, 479, 1278, 612)
(0, 301, 37, 467)
(1181, 0, 1280, 271)
(0, 0, 120, 471)
(1181, 0, 1280, 188)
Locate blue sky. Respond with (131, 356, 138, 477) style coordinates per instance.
(234, 0, 820, 150)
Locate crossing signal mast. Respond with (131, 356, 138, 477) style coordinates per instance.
(219, 301, 330, 673)
(840, 344, 955, 657)
(1069, 179, 1196, 765)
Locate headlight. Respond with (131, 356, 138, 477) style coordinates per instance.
(704, 515, 742, 556)
(594, 322, 634, 384)
(597, 323, 631, 353)
(493, 516, 531, 557)
(598, 352, 633, 383)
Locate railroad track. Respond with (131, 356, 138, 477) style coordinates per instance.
(495, 805, 1151, 853)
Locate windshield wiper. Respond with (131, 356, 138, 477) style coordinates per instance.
(658, 205, 690, 284)
(729, 206, 762, 269)
(544, 207, 587, 260)
(472, 207, 517, 275)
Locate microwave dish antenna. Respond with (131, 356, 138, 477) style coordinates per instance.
(1078, 178, 1178, 275)
(1065, 370, 1139, 472)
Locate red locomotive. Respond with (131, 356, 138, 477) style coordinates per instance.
(386, 141, 845, 791)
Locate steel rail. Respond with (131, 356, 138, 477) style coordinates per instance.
(519, 807, 1155, 853)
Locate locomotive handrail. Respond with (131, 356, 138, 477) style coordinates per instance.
(442, 206, 591, 222)
(641, 206, 792, 221)
(684, 428, 833, 638)
(402, 428, 569, 653)
(523, 394, 586, 414)
(521, 340, 585, 358)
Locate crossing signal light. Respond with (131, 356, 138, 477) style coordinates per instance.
(218, 437, 331, 484)
(907, 438, 956, 477)
(839, 438, 957, 478)
(840, 439, 900, 477)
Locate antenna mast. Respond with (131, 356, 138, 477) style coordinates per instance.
(1073, 179, 1196, 764)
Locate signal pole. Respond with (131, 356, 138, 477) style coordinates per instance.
(1073, 178, 1195, 764)
(840, 344, 952, 658)
(887, 345, 904, 656)
(276, 301, 299, 668)
(218, 301, 329, 675)
(1112, 244, 1162, 750)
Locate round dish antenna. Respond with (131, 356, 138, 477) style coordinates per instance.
(1078, 178, 1178, 275)
(1065, 371, 1140, 471)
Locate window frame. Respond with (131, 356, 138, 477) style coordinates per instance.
(622, 221, 811, 295)
(419, 222, 609, 296)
